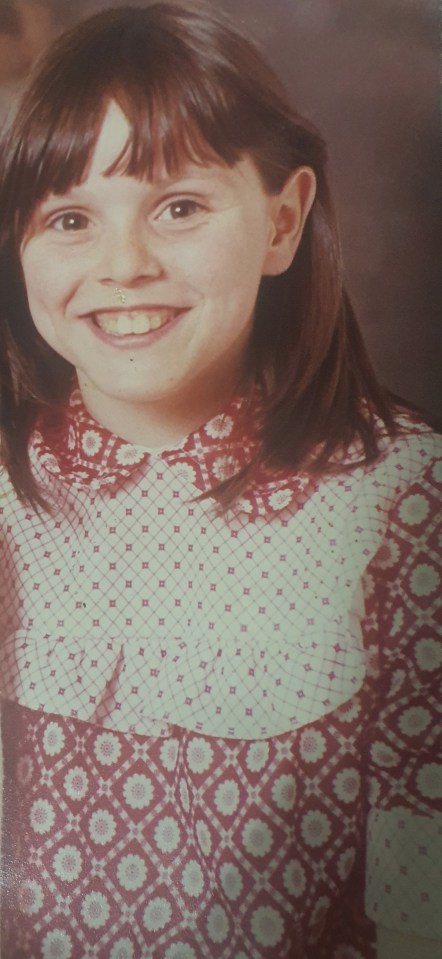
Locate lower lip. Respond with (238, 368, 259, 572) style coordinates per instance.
(87, 309, 188, 348)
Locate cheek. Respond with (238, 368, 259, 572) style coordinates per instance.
(196, 230, 268, 304)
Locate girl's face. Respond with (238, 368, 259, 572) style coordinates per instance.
(20, 102, 308, 438)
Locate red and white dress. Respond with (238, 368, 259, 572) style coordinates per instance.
(0, 390, 441, 959)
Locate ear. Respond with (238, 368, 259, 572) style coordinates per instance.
(263, 166, 316, 276)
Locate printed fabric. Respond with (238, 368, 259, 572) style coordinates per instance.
(0, 390, 441, 958)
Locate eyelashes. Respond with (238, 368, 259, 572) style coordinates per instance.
(43, 197, 207, 235)
(156, 199, 205, 222)
(49, 212, 91, 232)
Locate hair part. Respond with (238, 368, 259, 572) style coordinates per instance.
(0, 2, 400, 509)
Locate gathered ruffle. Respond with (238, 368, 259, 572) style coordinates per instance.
(1, 619, 367, 739)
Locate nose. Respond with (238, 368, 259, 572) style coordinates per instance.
(97, 221, 163, 288)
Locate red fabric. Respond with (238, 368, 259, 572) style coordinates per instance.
(1, 393, 441, 957)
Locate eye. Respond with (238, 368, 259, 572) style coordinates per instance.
(157, 199, 203, 222)
(50, 211, 90, 232)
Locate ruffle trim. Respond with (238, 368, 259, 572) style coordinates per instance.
(0, 624, 367, 740)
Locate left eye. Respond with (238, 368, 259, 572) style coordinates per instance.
(158, 200, 202, 221)
(50, 212, 90, 232)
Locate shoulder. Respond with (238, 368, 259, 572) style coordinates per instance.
(357, 418, 441, 511)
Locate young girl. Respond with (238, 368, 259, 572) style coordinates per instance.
(0, 5, 440, 958)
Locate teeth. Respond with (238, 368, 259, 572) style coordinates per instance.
(94, 311, 173, 336)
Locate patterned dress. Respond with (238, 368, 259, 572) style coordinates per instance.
(0, 390, 441, 959)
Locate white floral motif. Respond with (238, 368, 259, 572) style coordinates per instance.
(42, 721, 65, 757)
(271, 774, 296, 811)
(337, 847, 356, 881)
(333, 768, 361, 803)
(115, 444, 145, 466)
(53, 845, 82, 882)
(81, 891, 110, 929)
(391, 608, 404, 636)
(375, 540, 400, 569)
(336, 698, 362, 722)
(164, 946, 197, 959)
(19, 879, 44, 915)
(220, 863, 243, 901)
(205, 414, 234, 439)
(81, 429, 103, 456)
(409, 563, 439, 598)
(182, 860, 204, 896)
(117, 854, 147, 891)
(389, 669, 405, 694)
(414, 637, 442, 672)
(143, 897, 172, 932)
(17, 755, 33, 785)
(167, 462, 197, 487)
(186, 739, 214, 773)
(123, 773, 153, 809)
(179, 779, 190, 812)
(109, 939, 134, 959)
(398, 493, 430, 526)
(207, 905, 229, 943)
(250, 906, 284, 947)
(242, 819, 273, 857)
(40, 453, 60, 474)
(398, 706, 432, 737)
(67, 425, 76, 450)
(196, 820, 212, 856)
(268, 488, 293, 511)
(368, 779, 381, 805)
(362, 571, 375, 597)
(211, 454, 240, 480)
(160, 738, 179, 771)
(214, 779, 240, 815)
(299, 729, 326, 763)
(283, 859, 306, 897)
(88, 809, 117, 845)
(431, 459, 442, 483)
(301, 811, 331, 848)
(154, 816, 180, 853)
(245, 741, 269, 772)
(30, 799, 55, 835)
(416, 763, 442, 799)
(310, 896, 330, 931)
(370, 742, 400, 768)
(94, 732, 122, 766)
(42, 929, 73, 959)
(64, 766, 89, 801)
(235, 496, 254, 513)
(365, 645, 380, 680)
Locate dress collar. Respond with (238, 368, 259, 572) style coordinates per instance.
(29, 387, 313, 517)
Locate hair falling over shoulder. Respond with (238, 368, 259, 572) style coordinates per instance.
(0, 3, 403, 509)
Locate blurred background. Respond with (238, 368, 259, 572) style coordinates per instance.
(1, 0, 440, 415)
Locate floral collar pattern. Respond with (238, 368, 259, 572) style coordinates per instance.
(29, 388, 313, 517)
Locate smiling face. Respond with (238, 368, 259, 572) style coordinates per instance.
(20, 102, 313, 443)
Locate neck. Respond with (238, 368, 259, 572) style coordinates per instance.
(77, 375, 243, 449)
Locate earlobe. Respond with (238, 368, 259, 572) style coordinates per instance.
(263, 166, 316, 276)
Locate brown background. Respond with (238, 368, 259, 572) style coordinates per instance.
(1, 0, 440, 415)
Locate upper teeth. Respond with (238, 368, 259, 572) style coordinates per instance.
(94, 311, 171, 336)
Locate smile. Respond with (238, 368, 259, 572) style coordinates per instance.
(92, 309, 177, 336)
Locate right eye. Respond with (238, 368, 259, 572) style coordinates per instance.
(50, 212, 90, 232)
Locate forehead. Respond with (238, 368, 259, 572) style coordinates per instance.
(88, 100, 131, 177)
(77, 99, 265, 198)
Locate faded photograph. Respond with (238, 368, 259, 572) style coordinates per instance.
(0, 3, 440, 958)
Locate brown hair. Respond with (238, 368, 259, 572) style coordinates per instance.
(0, 2, 398, 508)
